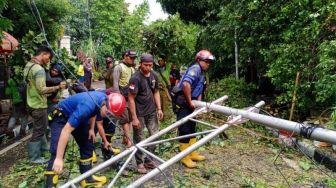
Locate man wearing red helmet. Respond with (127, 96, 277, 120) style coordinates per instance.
(174, 50, 215, 168)
(44, 91, 126, 187)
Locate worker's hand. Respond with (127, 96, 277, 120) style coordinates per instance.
(52, 158, 64, 175)
(132, 117, 141, 129)
(59, 81, 67, 89)
(88, 129, 96, 143)
(188, 101, 196, 111)
(51, 98, 59, 104)
(103, 141, 111, 150)
(157, 109, 164, 120)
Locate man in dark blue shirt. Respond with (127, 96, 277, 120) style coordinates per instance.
(44, 91, 126, 187)
(176, 50, 215, 168)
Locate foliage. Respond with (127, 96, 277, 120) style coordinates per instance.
(314, 40, 336, 104)
(55, 48, 78, 80)
(158, 0, 221, 25)
(67, 0, 149, 62)
(3, 0, 72, 44)
(142, 15, 199, 66)
(0, 0, 13, 32)
(9, 31, 45, 80)
(206, 76, 256, 108)
(159, 0, 336, 118)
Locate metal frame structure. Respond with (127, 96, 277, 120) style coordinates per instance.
(60, 96, 336, 188)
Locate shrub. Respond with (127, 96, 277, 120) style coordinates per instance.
(206, 76, 256, 108)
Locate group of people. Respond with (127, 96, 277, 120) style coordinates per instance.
(8, 44, 215, 187)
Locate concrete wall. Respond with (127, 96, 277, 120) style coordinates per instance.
(60, 36, 71, 55)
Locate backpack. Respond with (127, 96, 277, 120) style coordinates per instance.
(170, 85, 186, 114)
(118, 63, 135, 100)
(19, 63, 37, 105)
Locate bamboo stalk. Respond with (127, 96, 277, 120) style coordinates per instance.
(289, 72, 300, 121)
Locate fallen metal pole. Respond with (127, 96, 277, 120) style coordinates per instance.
(107, 149, 137, 188)
(60, 96, 228, 187)
(189, 118, 219, 129)
(142, 130, 215, 147)
(137, 146, 165, 163)
(193, 101, 336, 145)
(128, 101, 265, 187)
(60, 148, 134, 188)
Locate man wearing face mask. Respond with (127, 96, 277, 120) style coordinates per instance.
(24, 46, 67, 164)
(112, 50, 137, 147)
(128, 53, 163, 174)
(175, 50, 215, 168)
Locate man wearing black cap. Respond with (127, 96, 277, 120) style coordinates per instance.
(112, 50, 137, 147)
(128, 53, 163, 174)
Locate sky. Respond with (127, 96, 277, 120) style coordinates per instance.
(125, 0, 169, 23)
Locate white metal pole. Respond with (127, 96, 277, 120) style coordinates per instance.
(193, 101, 336, 145)
(128, 102, 265, 187)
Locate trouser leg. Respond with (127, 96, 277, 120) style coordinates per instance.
(143, 112, 159, 163)
(177, 107, 196, 143)
(133, 118, 145, 165)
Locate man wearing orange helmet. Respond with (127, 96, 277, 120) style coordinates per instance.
(44, 91, 126, 187)
(175, 50, 215, 168)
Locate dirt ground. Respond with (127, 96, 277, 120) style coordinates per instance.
(142, 125, 335, 188)
(0, 139, 28, 177)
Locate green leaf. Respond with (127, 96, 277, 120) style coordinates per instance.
(18, 181, 27, 188)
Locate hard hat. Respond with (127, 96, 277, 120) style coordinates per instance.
(195, 50, 215, 63)
(106, 93, 126, 117)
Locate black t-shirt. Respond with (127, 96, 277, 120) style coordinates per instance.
(128, 70, 159, 117)
(169, 69, 181, 87)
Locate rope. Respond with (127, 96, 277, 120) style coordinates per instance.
(298, 123, 319, 139)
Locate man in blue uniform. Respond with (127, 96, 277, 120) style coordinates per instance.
(175, 50, 215, 168)
(44, 91, 126, 187)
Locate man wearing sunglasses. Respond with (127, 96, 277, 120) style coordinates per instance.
(175, 50, 215, 168)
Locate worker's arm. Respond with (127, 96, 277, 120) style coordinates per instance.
(35, 69, 66, 95)
(88, 116, 96, 142)
(153, 88, 163, 120)
(182, 81, 195, 110)
(96, 120, 110, 149)
(53, 122, 75, 174)
(128, 92, 140, 128)
(112, 65, 121, 93)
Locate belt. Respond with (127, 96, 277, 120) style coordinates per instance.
(48, 107, 64, 121)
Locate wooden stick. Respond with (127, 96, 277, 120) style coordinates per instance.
(289, 72, 300, 121)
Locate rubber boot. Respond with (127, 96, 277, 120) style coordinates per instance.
(189, 138, 205, 161)
(111, 147, 121, 154)
(92, 151, 98, 163)
(79, 158, 107, 187)
(27, 141, 48, 164)
(179, 143, 196, 168)
(101, 144, 114, 161)
(44, 171, 58, 188)
(40, 135, 49, 154)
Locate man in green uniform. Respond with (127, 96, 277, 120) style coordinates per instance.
(24, 46, 66, 164)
